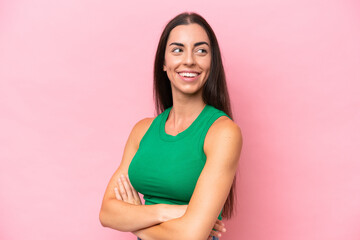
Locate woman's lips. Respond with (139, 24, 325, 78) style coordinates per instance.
(177, 72, 201, 82)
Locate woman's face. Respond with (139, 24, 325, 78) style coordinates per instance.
(163, 23, 211, 96)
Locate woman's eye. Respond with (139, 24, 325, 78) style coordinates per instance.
(197, 49, 207, 54)
(172, 48, 182, 53)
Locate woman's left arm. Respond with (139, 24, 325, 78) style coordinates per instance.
(133, 117, 243, 240)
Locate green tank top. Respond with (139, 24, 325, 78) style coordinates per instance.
(128, 104, 231, 221)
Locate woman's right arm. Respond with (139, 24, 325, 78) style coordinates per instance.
(99, 117, 167, 232)
(99, 117, 225, 236)
(115, 172, 225, 239)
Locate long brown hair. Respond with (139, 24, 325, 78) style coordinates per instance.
(153, 12, 237, 219)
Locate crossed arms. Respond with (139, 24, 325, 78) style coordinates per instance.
(99, 116, 242, 240)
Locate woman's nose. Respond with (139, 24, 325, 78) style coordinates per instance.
(183, 52, 195, 65)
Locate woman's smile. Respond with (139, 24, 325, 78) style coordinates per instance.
(177, 70, 201, 82)
(163, 23, 211, 95)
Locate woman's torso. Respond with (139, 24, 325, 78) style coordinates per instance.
(128, 104, 230, 220)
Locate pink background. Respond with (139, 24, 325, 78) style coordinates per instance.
(1, 0, 359, 239)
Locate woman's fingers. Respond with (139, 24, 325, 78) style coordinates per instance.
(114, 174, 141, 205)
(115, 173, 141, 205)
(210, 229, 222, 238)
(210, 219, 225, 238)
(120, 174, 135, 202)
(114, 187, 122, 200)
(127, 174, 142, 205)
(217, 219, 225, 226)
(213, 221, 226, 232)
(117, 176, 128, 201)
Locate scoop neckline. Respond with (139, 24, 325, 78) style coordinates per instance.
(159, 104, 209, 141)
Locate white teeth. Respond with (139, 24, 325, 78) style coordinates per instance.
(179, 72, 199, 77)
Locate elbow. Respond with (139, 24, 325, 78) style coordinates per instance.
(99, 207, 110, 228)
(99, 201, 129, 232)
(99, 201, 115, 228)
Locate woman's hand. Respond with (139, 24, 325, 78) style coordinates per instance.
(114, 174, 226, 238)
(208, 219, 226, 239)
(114, 174, 142, 205)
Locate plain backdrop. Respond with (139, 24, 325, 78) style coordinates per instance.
(0, 0, 359, 239)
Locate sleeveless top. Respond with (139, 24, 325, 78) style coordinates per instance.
(128, 104, 231, 220)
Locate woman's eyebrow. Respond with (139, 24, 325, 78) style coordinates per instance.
(194, 41, 209, 47)
(169, 41, 210, 47)
(169, 42, 184, 47)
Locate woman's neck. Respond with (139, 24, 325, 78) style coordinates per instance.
(167, 101, 206, 131)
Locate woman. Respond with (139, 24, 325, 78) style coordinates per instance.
(99, 12, 242, 240)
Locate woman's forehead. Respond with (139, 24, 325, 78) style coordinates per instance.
(167, 24, 210, 45)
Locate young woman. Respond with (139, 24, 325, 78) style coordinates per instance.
(99, 12, 243, 240)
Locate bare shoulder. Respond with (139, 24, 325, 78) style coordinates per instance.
(130, 116, 156, 147)
(132, 116, 155, 133)
(113, 116, 155, 174)
(206, 115, 242, 140)
(204, 115, 243, 155)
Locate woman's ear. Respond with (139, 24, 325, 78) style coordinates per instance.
(163, 65, 167, 71)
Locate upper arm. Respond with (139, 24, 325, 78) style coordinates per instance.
(101, 117, 154, 202)
(181, 116, 243, 239)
